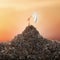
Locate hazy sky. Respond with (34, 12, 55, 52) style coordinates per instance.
(0, 0, 60, 42)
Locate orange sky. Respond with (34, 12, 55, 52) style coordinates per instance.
(0, 0, 60, 42)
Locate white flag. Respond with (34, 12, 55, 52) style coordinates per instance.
(32, 12, 38, 23)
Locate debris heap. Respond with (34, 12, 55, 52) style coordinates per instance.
(0, 25, 60, 60)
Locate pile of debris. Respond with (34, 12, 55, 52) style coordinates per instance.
(0, 25, 60, 60)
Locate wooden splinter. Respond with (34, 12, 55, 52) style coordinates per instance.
(27, 12, 38, 26)
(27, 16, 31, 26)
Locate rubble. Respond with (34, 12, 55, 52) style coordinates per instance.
(0, 25, 60, 60)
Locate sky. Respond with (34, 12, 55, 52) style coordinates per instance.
(0, 0, 60, 42)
